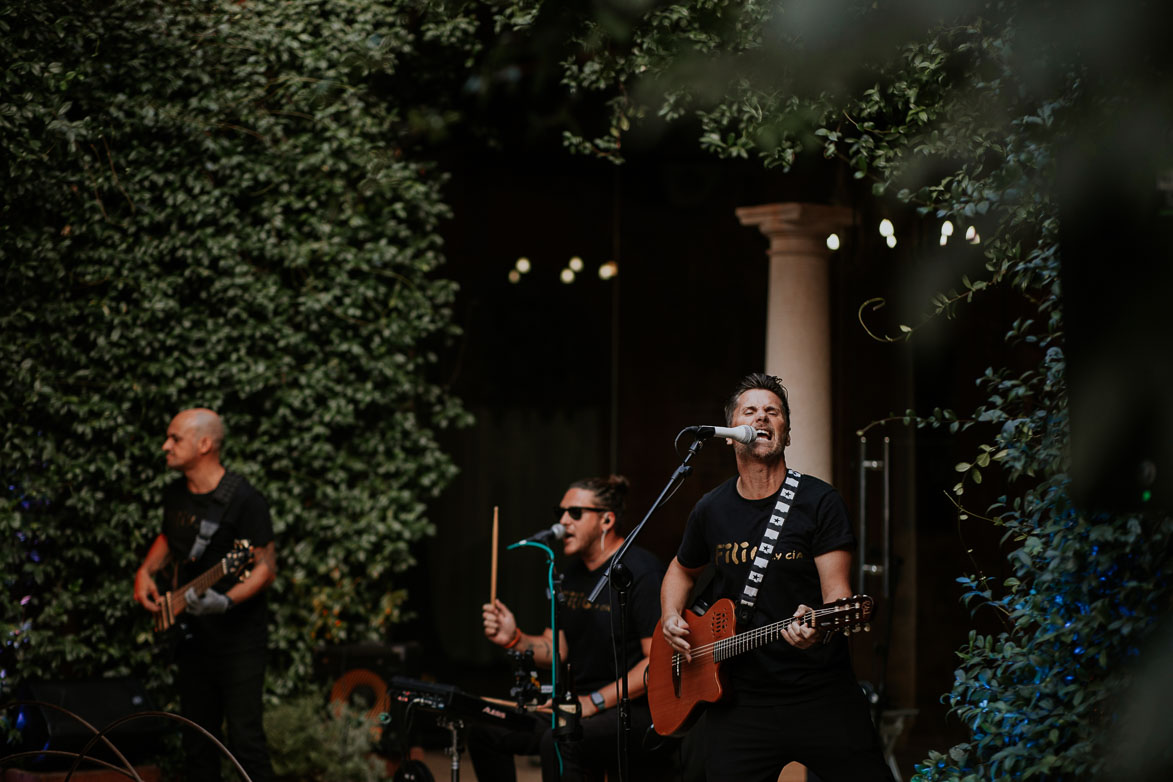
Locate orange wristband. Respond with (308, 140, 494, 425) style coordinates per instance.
(504, 628, 522, 649)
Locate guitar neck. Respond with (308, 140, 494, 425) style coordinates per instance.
(170, 561, 228, 613)
(713, 613, 813, 662)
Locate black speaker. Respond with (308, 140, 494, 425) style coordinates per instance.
(12, 677, 164, 767)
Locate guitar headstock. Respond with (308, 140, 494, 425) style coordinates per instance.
(815, 594, 875, 635)
(226, 538, 253, 580)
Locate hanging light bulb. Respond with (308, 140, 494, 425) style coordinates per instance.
(560, 268, 575, 284)
(879, 219, 894, 237)
(886, 234, 897, 249)
(569, 256, 584, 272)
(941, 221, 954, 237)
(515, 257, 531, 274)
(966, 226, 980, 244)
(826, 233, 841, 251)
(598, 261, 618, 280)
(508, 269, 521, 284)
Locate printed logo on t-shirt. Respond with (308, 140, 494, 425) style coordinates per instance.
(165, 508, 198, 529)
(564, 589, 611, 612)
(714, 541, 805, 565)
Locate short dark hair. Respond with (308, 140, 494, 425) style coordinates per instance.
(724, 373, 790, 425)
(568, 474, 630, 531)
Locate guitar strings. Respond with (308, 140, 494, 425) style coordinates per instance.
(672, 604, 860, 664)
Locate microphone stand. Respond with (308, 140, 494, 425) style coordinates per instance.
(587, 434, 707, 781)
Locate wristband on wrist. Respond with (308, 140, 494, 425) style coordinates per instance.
(504, 628, 522, 649)
(590, 690, 606, 711)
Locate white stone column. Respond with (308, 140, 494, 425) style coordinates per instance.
(736, 203, 852, 482)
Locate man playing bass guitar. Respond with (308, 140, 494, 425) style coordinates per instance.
(133, 408, 277, 782)
(659, 374, 893, 782)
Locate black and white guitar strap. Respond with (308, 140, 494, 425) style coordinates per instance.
(736, 468, 802, 624)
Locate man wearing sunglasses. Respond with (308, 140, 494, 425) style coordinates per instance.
(471, 474, 666, 781)
(659, 374, 893, 781)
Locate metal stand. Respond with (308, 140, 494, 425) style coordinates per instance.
(857, 435, 916, 781)
(856, 435, 891, 598)
(587, 434, 706, 781)
(437, 718, 463, 782)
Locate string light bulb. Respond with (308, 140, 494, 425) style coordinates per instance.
(826, 233, 841, 251)
(598, 261, 618, 280)
(879, 219, 894, 237)
(569, 256, 584, 272)
(515, 257, 531, 274)
(560, 268, 575, 284)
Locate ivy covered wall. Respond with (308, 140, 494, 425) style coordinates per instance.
(2, 0, 472, 700)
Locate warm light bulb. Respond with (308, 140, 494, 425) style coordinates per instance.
(939, 234, 948, 246)
(941, 221, 954, 237)
(826, 233, 841, 251)
(966, 226, 980, 244)
(508, 269, 521, 284)
(560, 268, 575, 284)
(569, 256, 584, 272)
(879, 219, 894, 237)
(598, 261, 618, 280)
(515, 257, 531, 273)
(886, 234, 897, 249)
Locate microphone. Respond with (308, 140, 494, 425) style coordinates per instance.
(686, 424, 760, 445)
(513, 523, 566, 546)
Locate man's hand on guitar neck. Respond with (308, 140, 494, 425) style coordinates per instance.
(186, 588, 233, 615)
(780, 604, 821, 650)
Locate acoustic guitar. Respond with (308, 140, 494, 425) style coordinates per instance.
(648, 594, 875, 736)
(154, 539, 252, 632)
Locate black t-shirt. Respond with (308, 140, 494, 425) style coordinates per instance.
(676, 474, 856, 698)
(162, 470, 274, 651)
(558, 545, 665, 695)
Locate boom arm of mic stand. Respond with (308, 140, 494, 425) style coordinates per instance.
(587, 435, 705, 603)
(586, 435, 705, 782)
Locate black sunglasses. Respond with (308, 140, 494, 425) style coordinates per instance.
(556, 506, 609, 521)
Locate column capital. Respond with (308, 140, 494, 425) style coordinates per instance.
(736, 202, 853, 236)
(736, 202, 853, 255)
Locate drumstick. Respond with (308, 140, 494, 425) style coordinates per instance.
(490, 506, 499, 604)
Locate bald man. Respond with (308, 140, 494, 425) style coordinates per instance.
(135, 408, 277, 782)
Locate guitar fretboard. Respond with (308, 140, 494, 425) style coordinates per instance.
(172, 561, 228, 613)
(712, 612, 813, 662)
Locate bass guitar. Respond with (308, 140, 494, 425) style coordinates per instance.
(154, 539, 252, 632)
(648, 594, 875, 736)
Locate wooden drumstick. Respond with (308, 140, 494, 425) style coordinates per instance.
(490, 506, 499, 604)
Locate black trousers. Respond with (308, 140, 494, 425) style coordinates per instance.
(700, 678, 893, 782)
(177, 643, 273, 782)
(467, 699, 655, 782)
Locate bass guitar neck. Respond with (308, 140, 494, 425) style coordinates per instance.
(154, 539, 252, 632)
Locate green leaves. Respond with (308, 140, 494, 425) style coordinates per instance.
(2, 0, 467, 702)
